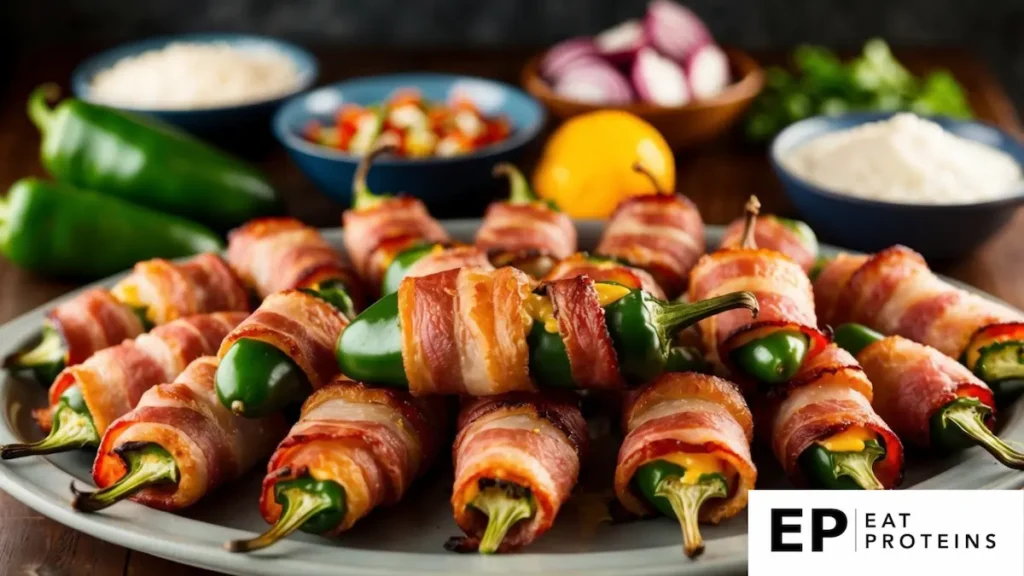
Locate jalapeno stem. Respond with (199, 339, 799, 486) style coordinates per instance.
(71, 442, 178, 512)
(351, 136, 399, 210)
(655, 291, 760, 337)
(28, 83, 60, 134)
(938, 399, 1024, 470)
(739, 195, 762, 249)
(656, 475, 727, 558)
(831, 446, 884, 490)
(4, 324, 66, 384)
(469, 479, 536, 554)
(494, 163, 538, 205)
(631, 162, 666, 194)
(0, 398, 97, 460)
(226, 479, 347, 553)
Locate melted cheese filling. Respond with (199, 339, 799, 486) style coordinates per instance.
(524, 283, 631, 333)
(658, 453, 732, 485)
(818, 426, 875, 453)
(111, 282, 155, 323)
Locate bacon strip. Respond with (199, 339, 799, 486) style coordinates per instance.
(814, 245, 1023, 358)
(342, 197, 449, 289)
(596, 195, 705, 298)
(227, 218, 365, 309)
(475, 202, 577, 264)
(46, 289, 145, 367)
(92, 357, 287, 510)
(769, 344, 903, 488)
(111, 254, 250, 326)
(857, 336, 995, 447)
(260, 380, 447, 534)
(399, 267, 534, 396)
(688, 248, 826, 369)
(452, 393, 587, 552)
(547, 275, 624, 389)
(545, 254, 666, 300)
(812, 253, 867, 327)
(615, 373, 756, 522)
(719, 215, 816, 272)
(218, 290, 349, 391)
(39, 312, 247, 435)
(404, 245, 494, 279)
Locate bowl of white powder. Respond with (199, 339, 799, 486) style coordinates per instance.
(72, 34, 317, 135)
(771, 112, 1024, 259)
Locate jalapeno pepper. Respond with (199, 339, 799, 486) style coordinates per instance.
(72, 441, 179, 512)
(730, 331, 810, 384)
(930, 397, 1024, 469)
(775, 216, 819, 258)
(467, 478, 536, 554)
(0, 385, 99, 459)
(631, 460, 728, 558)
(969, 341, 1024, 401)
(798, 438, 886, 490)
(1, 178, 223, 278)
(30, 84, 280, 229)
(226, 473, 348, 553)
(665, 345, 709, 374)
(380, 243, 441, 295)
(214, 284, 354, 417)
(350, 137, 397, 211)
(832, 323, 885, 357)
(4, 324, 67, 385)
(336, 286, 758, 390)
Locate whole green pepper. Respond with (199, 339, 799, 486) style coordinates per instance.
(72, 441, 179, 512)
(1, 178, 223, 278)
(730, 330, 810, 385)
(226, 474, 348, 553)
(0, 385, 99, 459)
(30, 84, 280, 229)
(380, 243, 440, 295)
(632, 460, 728, 558)
(336, 285, 757, 390)
(798, 438, 886, 490)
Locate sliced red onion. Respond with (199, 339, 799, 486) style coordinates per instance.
(595, 19, 648, 63)
(644, 0, 711, 61)
(540, 37, 599, 81)
(684, 44, 731, 100)
(554, 60, 634, 105)
(632, 47, 690, 106)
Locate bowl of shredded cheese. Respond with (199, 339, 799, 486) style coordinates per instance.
(772, 112, 1024, 259)
(72, 34, 318, 135)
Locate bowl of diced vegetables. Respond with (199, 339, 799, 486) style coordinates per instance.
(273, 73, 545, 214)
(522, 0, 764, 148)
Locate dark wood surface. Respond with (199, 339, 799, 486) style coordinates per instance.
(0, 47, 1021, 575)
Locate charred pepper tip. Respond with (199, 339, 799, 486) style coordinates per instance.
(352, 135, 400, 210)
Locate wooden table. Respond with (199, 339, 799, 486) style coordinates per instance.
(0, 47, 1020, 575)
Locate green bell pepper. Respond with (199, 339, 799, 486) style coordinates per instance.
(1, 178, 223, 278)
(29, 85, 280, 229)
(226, 473, 348, 553)
(336, 286, 758, 390)
(631, 460, 728, 558)
(798, 438, 886, 490)
(0, 385, 99, 459)
(72, 441, 179, 512)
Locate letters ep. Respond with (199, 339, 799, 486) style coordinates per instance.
(771, 508, 848, 552)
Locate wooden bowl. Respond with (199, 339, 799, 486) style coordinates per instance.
(521, 47, 765, 148)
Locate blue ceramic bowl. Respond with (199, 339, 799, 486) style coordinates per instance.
(273, 73, 545, 215)
(71, 33, 318, 136)
(772, 112, 1024, 260)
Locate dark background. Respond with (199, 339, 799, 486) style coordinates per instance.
(3, 0, 1024, 107)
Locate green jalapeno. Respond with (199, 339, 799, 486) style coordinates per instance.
(730, 330, 810, 384)
(968, 339, 1024, 401)
(0, 385, 99, 459)
(72, 442, 179, 512)
(380, 243, 441, 296)
(226, 473, 348, 553)
(336, 285, 757, 390)
(774, 216, 819, 259)
(798, 438, 886, 490)
(632, 460, 728, 558)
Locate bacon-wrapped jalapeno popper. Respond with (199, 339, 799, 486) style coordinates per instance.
(813, 245, 1024, 396)
(768, 344, 904, 490)
(834, 324, 1023, 469)
(342, 141, 449, 292)
(337, 266, 757, 394)
(1, 312, 247, 460)
(5, 253, 249, 384)
(689, 197, 828, 386)
(719, 213, 819, 273)
(227, 217, 365, 314)
(215, 290, 350, 418)
(226, 379, 448, 552)
(72, 356, 287, 512)
(594, 165, 705, 299)
(615, 372, 756, 558)
(474, 164, 576, 278)
(545, 253, 666, 300)
(446, 393, 586, 554)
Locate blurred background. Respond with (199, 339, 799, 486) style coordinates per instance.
(4, 0, 1024, 107)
